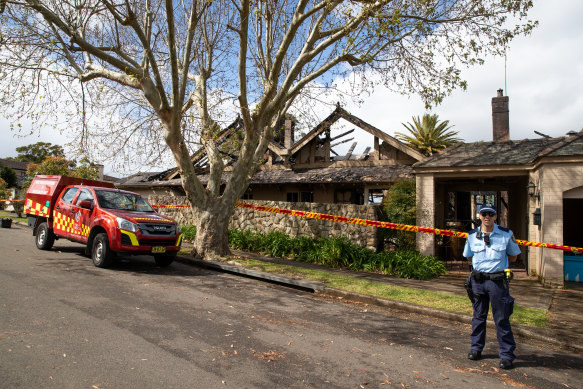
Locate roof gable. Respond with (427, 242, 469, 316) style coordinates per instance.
(287, 105, 425, 162)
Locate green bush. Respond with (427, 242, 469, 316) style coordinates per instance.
(264, 231, 294, 257)
(184, 225, 446, 280)
(181, 225, 197, 242)
(224, 228, 446, 280)
(381, 179, 417, 251)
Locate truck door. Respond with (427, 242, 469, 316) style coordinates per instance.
(69, 188, 94, 243)
(53, 187, 79, 238)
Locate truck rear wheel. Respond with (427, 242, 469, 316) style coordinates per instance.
(154, 253, 175, 267)
(36, 222, 55, 250)
(92, 233, 113, 268)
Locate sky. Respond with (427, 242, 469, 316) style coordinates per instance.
(1, 0, 582, 176)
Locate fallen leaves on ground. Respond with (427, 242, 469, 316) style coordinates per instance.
(251, 349, 285, 362)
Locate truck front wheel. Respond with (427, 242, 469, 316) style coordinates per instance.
(36, 222, 55, 250)
(92, 233, 113, 268)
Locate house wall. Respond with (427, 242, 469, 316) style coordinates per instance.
(149, 196, 383, 250)
(529, 162, 583, 286)
(378, 143, 418, 165)
(248, 184, 335, 203)
(249, 184, 375, 205)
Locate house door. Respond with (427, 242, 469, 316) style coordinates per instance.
(563, 198, 583, 282)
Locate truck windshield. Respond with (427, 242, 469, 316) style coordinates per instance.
(96, 190, 154, 212)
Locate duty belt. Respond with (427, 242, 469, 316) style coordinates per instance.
(471, 271, 505, 282)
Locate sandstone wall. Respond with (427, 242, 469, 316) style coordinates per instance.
(149, 196, 383, 250)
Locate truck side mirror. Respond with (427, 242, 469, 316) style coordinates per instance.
(78, 200, 94, 210)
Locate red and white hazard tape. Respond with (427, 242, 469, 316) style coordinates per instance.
(155, 202, 583, 253)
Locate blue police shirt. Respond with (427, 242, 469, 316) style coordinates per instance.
(463, 224, 521, 273)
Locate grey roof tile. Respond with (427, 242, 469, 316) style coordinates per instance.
(414, 133, 583, 168)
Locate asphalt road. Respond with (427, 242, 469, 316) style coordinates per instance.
(1, 224, 582, 388)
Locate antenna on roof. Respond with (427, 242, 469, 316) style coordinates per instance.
(504, 50, 507, 95)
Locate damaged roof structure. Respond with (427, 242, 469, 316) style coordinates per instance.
(120, 105, 425, 205)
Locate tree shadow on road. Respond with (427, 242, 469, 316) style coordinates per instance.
(514, 351, 583, 370)
(36, 244, 212, 278)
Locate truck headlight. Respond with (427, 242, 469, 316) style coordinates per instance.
(116, 217, 138, 232)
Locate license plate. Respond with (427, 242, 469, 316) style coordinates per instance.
(152, 246, 166, 253)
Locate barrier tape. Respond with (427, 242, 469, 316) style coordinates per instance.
(0, 199, 24, 202)
(153, 204, 191, 209)
(156, 202, 583, 253)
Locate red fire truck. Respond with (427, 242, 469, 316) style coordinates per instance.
(25, 175, 182, 267)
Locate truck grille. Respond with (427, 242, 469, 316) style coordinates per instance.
(139, 238, 177, 246)
(138, 223, 177, 237)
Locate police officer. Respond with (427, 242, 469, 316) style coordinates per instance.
(463, 206, 521, 369)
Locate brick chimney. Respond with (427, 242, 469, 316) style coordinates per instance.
(284, 118, 293, 149)
(492, 89, 509, 142)
(95, 164, 104, 180)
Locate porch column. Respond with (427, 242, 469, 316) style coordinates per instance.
(416, 173, 436, 256)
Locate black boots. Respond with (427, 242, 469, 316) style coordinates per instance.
(468, 350, 482, 360)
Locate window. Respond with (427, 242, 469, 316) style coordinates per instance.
(241, 189, 253, 200)
(96, 190, 154, 212)
(335, 189, 364, 205)
(367, 189, 385, 204)
(286, 192, 299, 202)
(60, 188, 79, 204)
(300, 191, 314, 203)
(75, 189, 94, 205)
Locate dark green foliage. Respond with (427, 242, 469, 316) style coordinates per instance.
(225, 228, 446, 280)
(181, 225, 197, 242)
(12, 142, 66, 163)
(382, 179, 417, 251)
(395, 114, 461, 156)
(186, 225, 446, 280)
(374, 250, 447, 280)
(0, 166, 17, 188)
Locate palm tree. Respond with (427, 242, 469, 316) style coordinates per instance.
(395, 114, 461, 156)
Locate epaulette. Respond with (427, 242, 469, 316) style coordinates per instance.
(498, 226, 510, 232)
(468, 227, 479, 235)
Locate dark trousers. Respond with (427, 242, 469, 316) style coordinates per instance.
(471, 279, 516, 360)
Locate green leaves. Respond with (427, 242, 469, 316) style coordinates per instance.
(14, 142, 65, 164)
(395, 113, 461, 156)
(226, 228, 446, 280)
(382, 179, 417, 251)
(23, 155, 100, 189)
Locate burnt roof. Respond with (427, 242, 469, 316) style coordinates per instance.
(249, 165, 412, 185)
(414, 131, 583, 169)
(119, 165, 412, 189)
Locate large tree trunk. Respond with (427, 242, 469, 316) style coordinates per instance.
(192, 199, 233, 260)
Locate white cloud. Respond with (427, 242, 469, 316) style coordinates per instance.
(341, 0, 583, 143)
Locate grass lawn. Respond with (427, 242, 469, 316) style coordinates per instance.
(231, 257, 548, 328)
(0, 210, 27, 224)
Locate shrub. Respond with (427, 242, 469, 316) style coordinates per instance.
(263, 231, 294, 257)
(189, 226, 447, 280)
(381, 179, 417, 251)
(181, 225, 197, 242)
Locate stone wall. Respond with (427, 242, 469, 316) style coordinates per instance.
(149, 196, 384, 250)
